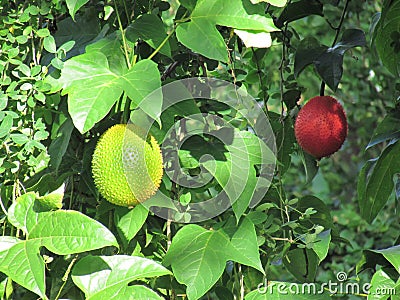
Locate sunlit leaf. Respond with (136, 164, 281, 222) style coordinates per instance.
(72, 255, 170, 299)
(176, 0, 278, 61)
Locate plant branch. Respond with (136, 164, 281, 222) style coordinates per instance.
(251, 47, 268, 107)
(54, 255, 79, 300)
(114, 2, 132, 69)
(148, 27, 175, 60)
(320, 0, 351, 95)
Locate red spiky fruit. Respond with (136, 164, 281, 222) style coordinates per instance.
(294, 96, 348, 159)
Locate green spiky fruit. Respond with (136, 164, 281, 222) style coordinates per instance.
(92, 124, 163, 207)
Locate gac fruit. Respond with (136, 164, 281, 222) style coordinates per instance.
(294, 96, 348, 159)
(92, 124, 163, 207)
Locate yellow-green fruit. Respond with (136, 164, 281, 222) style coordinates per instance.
(92, 124, 163, 207)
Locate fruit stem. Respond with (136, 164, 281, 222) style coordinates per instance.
(320, 0, 351, 95)
(320, 82, 325, 96)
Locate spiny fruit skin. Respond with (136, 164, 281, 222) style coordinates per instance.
(92, 124, 163, 207)
(294, 96, 348, 159)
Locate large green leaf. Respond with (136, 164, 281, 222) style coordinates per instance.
(28, 210, 118, 255)
(374, 0, 400, 76)
(1, 208, 118, 299)
(58, 51, 161, 133)
(359, 141, 400, 223)
(176, 0, 278, 62)
(226, 218, 264, 273)
(295, 29, 366, 91)
(164, 221, 264, 300)
(163, 225, 230, 300)
(175, 124, 274, 221)
(71, 255, 171, 299)
(0, 238, 46, 299)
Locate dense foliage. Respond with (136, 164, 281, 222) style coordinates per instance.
(0, 0, 399, 299)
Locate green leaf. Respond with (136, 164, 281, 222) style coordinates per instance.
(43, 35, 57, 53)
(296, 196, 334, 230)
(294, 37, 327, 78)
(283, 248, 319, 282)
(66, 0, 90, 20)
(0, 92, 8, 110)
(4, 210, 117, 299)
(28, 210, 118, 255)
(0, 114, 13, 138)
(114, 205, 148, 244)
(195, 129, 274, 221)
(37, 185, 64, 210)
(49, 10, 101, 61)
(164, 222, 266, 299)
(250, 0, 287, 7)
(48, 117, 74, 172)
(0, 274, 6, 300)
(127, 14, 171, 57)
(180, 0, 198, 11)
(7, 192, 51, 235)
(311, 229, 331, 262)
(270, 112, 295, 175)
(277, 0, 323, 27)
(370, 245, 400, 271)
(314, 51, 343, 92)
(295, 29, 365, 91)
(374, 0, 400, 76)
(314, 29, 366, 91)
(72, 255, 171, 299)
(226, 218, 264, 274)
(367, 110, 400, 149)
(369, 269, 396, 300)
(36, 28, 50, 38)
(58, 51, 161, 133)
(299, 150, 319, 183)
(0, 238, 46, 299)
(331, 29, 366, 54)
(176, 0, 278, 62)
(359, 141, 400, 223)
(163, 225, 231, 300)
(234, 30, 272, 48)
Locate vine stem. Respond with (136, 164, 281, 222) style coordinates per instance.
(148, 28, 176, 60)
(251, 47, 268, 108)
(114, 1, 132, 69)
(54, 255, 79, 300)
(320, 0, 351, 96)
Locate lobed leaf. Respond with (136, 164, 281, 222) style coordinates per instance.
(72, 255, 171, 299)
(176, 0, 278, 62)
